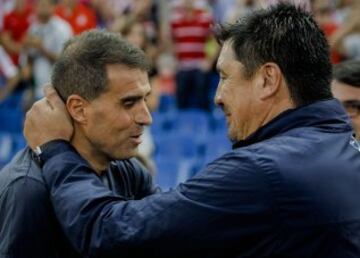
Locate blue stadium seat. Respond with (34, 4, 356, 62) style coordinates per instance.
(154, 132, 200, 159)
(12, 133, 26, 153)
(158, 94, 177, 113)
(0, 109, 24, 132)
(150, 111, 174, 136)
(0, 91, 23, 111)
(0, 132, 27, 169)
(209, 107, 227, 133)
(154, 156, 195, 190)
(154, 157, 179, 190)
(171, 109, 210, 135)
(203, 133, 232, 165)
(0, 132, 12, 168)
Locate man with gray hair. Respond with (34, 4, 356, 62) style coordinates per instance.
(0, 30, 156, 258)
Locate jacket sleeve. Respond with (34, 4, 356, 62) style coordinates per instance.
(41, 141, 275, 258)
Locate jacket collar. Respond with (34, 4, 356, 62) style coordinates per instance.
(232, 99, 353, 149)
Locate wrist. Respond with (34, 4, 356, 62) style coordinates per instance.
(33, 139, 73, 167)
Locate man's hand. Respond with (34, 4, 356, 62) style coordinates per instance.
(24, 86, 73, 150)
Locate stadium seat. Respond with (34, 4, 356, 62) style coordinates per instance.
(171, 109, 210, 135)
(154, 132, 200, 159)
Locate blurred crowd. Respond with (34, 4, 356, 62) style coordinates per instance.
(0, 0, 359, 181)
(0, 0, 360, 108)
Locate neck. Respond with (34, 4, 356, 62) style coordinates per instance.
(262, 98, 294, 127)
(241, 93, 294, 141)
(71, 127, 109, 175)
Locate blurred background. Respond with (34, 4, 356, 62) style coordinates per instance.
(0, 0, 359, 189)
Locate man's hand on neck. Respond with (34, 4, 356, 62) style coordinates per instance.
(24, 86, 73, 150)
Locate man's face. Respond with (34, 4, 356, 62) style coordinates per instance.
(215, 41, 262, 142)
(332, 80, 360, 138)
(125, 23, 146, 49)
(36, 0, 54, 22)
(82, 64, 152, 161)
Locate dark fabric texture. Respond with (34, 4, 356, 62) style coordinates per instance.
(0, 147, 155, 258)
(40, 99, 360, 258)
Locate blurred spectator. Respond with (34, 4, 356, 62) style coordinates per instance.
(206, 0, 235, 23)
(169, 0, 215, 110)
(117, 16, 158, 74)
(152, 53, 177, 95)
(332, 60, 360, 139)
(111, 0, 159, 46)
(89, 0, 132, 29)
(0, 0, 14, 30)
(55, 0, 97, 34)
(333, 0, 353, 25)
(0, 0, 33, 65)
(23, 0, 72, 99)
(0, 45, 21, 101)
(262, 0, 311, 10)
(330, 1, 360, 60)
(225, 0, 258, 23)
(312, 0, 342, 63)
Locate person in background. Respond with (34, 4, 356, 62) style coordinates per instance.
(23, 0, 73, 99)
(0, 30, 156, 258)
(169, 0, 214, 110)
(330, 0, 360, 60)
(0, 0, 33, 98)
(225, 0, 258, 23)
(0, 0, 14, 31)
(312, 0, 342, 63)
(333, 0, 354, 25)
(0, 0, 33, 66)
(332, 60, 360, 140)
(55, 0, 97, 35)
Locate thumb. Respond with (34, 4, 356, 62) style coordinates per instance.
(44, 85, 65, 110)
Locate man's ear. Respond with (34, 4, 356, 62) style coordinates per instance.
(257, 62, 282, 100)
(66, 94, 89, 124)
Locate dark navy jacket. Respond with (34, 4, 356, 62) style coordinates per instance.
(40, 99, 360, 258)
(0, 148, 155, 258)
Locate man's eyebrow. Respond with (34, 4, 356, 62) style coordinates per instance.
(120, 91, 151, 102)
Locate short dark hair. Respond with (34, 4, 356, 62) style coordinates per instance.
(51, 30, 150, 101)
(215, 3, 333, 106)
(333, 60, 360, 88)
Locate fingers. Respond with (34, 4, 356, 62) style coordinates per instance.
(43, 85, 65, 110)
(23, 97, 69, 150)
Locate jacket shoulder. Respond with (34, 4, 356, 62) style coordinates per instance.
(0, 148, 44, 191)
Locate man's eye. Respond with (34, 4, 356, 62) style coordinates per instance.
(123, 101, 135, 108)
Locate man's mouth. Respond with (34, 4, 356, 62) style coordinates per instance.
(130, 132, 143, 144)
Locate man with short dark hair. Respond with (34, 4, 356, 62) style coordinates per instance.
(0, 30, 155, 258)
(24, 4, 360, 258)
(332, 60, 360, 139)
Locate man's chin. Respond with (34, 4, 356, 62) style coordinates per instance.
(111, 149, 139, 161)
(227, 130, 238, 143)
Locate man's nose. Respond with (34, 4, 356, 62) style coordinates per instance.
(135, 101, 152, 126)
(214, 84, 223, 106)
